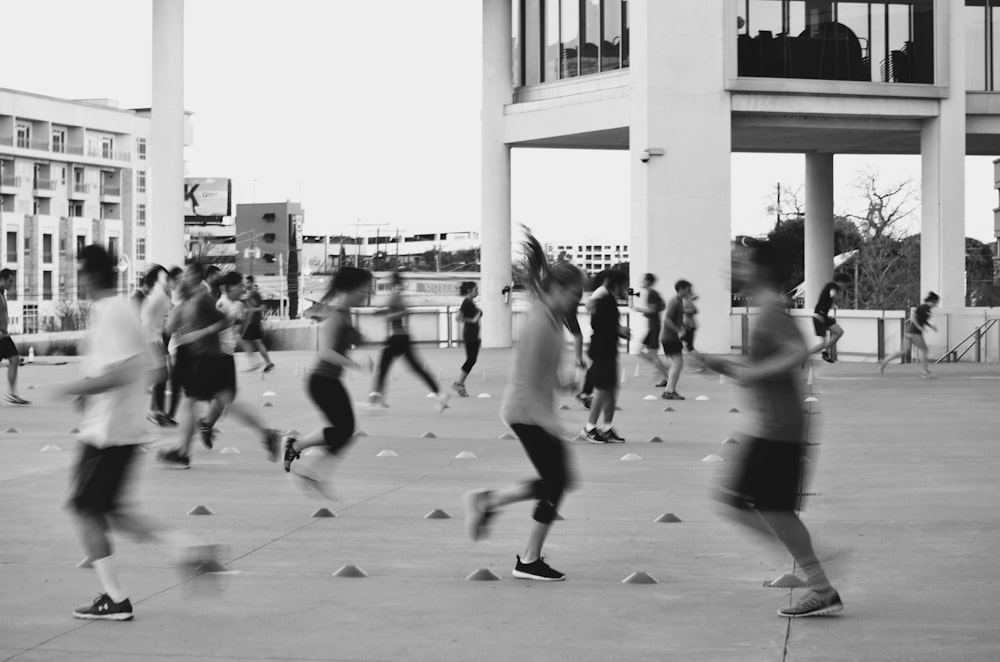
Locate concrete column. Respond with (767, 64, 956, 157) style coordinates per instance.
(481, 0, 513, 348)
(804, 152, 835, 309)
(920, 0, 965, 307)
(629, 0, 731, 353)
(150, 0, 185, 268)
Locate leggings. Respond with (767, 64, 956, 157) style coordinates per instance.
(374, 334, 438, 394)
(509, 423, 573, 525)
(167, 347, 185, 418)
(308, 373, 356, 455)
(461, 340, 481, 375)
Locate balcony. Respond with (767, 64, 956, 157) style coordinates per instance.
(99, 184, 121, 203)
(69, 182, 93, 199)
(33, 178, 56, 197)
(0, 175, 21, 194)
(29, 139, 49, 151)
(87, 148, 131, 162)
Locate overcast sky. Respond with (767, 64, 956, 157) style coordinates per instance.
(2, 0, 996, 245)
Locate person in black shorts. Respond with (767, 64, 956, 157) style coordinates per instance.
(702, 240, 843, 619)
(878, 291, 939, 378)
(632, 273, 670, 385)
(452, 281, 481, 397)
(283, 267, 372, 498)
(0, 268, 28, 405)
(240, 284, 273, 373)
(661, 280, 691, 400)
(583, 270, 629, 443)
(812, 277, 847, 363)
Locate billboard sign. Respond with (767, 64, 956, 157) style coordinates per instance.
(184, 178, 231, 220)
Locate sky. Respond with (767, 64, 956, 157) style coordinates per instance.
(2, 0, 997, 246)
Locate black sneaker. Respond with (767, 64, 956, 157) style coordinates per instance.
(512, 555, 565, 581)
(4, 393, 29, 405)
(604, 428, 625, 442)
(778, 589, 844, 618)
(156, 448, 190, 469)
(655, 379, 668, 388)
(583, 427, 608, 443)
(263, 363, 275, 374)
(575, 393, 592, 410)
(262, 429, 280, 462)
(73, 593, 133, 621)
(821, 351, 835, 364)
(197, 419, 215, 450)
(282, 436, 300, 473)
(661, 391, 685, 400)
(160, 414, 178, 427)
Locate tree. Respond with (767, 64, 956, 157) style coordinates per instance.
(765, 183, 805, 230)
(845, 168, 919, 239)
(966, 237, 996, 306)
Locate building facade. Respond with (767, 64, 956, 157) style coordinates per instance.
(545, 240, 629, 273)
(481, 0, 1000, 351)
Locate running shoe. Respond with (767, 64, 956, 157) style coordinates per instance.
(821, 351, 835, 364)
(4, 393, 29, 405)
(156, 448, 190, 469)
(262, 429, 280, 462)
(463, 489, 494, 541)
(777, 589, 843, 618)
(452, 382, 469, 397)
(435, 392, 451, 413)
(512, 556, 565, 581)
(160, 413, 178, 427)
(368, 391, 385, 408)
(604, 428, 625, 442)
(282, 436, 300, 473)
(655, 379, 668, 388)
(197, 419, 215, 450)
(661, 391, 685, 400)
(146, 411, 162, 426)
(262, 363, 275, 374)
(73, 593, 133, 621)
(583, 427, 608, 443)
(575, 393, 592, 410)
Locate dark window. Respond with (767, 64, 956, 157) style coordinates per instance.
(42, 271, 52, 300)
(43, 233, 52, 263)
(6, 232, 17, 262)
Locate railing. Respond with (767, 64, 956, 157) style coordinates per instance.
(66, 144, 84, 155)
(0, 135, 12, 146)
(1, 175, 20, 187)
(100, 185, 121, 196)
(87, 148, 131, 162)
(936, 319, 999, 364)
(72, 183, 93, 194)
(29, 140, 49, 151)
(33, 178, 56, 190)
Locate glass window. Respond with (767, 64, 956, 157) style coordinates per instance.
(524, 0, 542, 85)
(6, 232, 17, 262)
(52, 130, 65, 153)
(603, 0, 623, 71)
(43, 234, 52, 263)
(16, 124, 30, 149)
(108, 237, 118, 261)
(77, 235, 87, 257)
(137, 170, 146, 193)
(136, 137, 146, 160)
(544, 0, 560, 81)
(42, 271, 52, 300)
(512, 0, 521, 86)
(101, 137, 114, 159)
(582, 0, 601, 75)
(137, 203, 146, 222)
(136, 238, 146, 261)
(561, 0, 579, 78)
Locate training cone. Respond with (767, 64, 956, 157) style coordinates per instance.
(722, 437, 738, 445)
(701, 454, 724, 463)
(425, 392, 437, 399)
(477, 393, 492, 399)
(76, 557, 94, 569)
(69, 427, 80, 434)
(219, 446, 240, 454)
(497, 432, 516, 440)
(643, 394, 658, 401)
(662, 407, 675, 413)
(187, 505, 214, 516)
(620, 453, 642, 461)
(354, 430, 368, 438)
(285, 429, 301, 437)
(312, 508, 336, 518)
(572, 433, 587, 441)
(376, 449, 398, 457)
(719, 373, 726, 384)
(647, 436, 664, 443)
(303, 447, 325, 456)
(40, 444, 61, 453)
(27, 385, 35, 390)
(466, 568, 501, 581)
(695, 395, 709, 401)
(554, 512, 565, 521)
(332, 564, 368, 578)
(261, 401, 274, 408)
(766, 573, 809, 588)
(5, 427, 20, 433)
(728, 407, 739, 413)
(262, 390, 276, 397)
(804, 396, 818, 403)
(420, 432, 437, 439)
(558, 404, 571, 410)
(654, 513, 682, 523)
(424, 509, 451, 519)
(622, 571, 659, 585)
(191, 559, 228, 574)
(455, 451, 477, 459)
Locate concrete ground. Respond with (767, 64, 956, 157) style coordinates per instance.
(0, 347, 998, 662)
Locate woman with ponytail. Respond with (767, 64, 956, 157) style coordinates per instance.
(463, 229, 584, 581)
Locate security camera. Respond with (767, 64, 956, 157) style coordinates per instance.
(640, 150, 651, 163)
(640, 148, 665, 163)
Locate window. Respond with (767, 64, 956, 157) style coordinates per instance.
(42, 271, 52, 300)
(136, 238, 146, 261)
(77, 269, 85, 298)
(16, 124, 30, 148)
(101, 137, 114, 159)
(108, 237, 118, 262)
(52, 129, 65, 154)
(70, 202, 84, 217)
(137, 204, 146, 223)
(136, 137, 146, 161)
(136, 170, 146, 193)
(6, 232, 16, 262)
(43, 233, 52, 263)
(262, 233, 276, 243)
(76, 235, 86, 257)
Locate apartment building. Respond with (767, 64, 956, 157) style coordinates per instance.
(545, 241, 629, 274)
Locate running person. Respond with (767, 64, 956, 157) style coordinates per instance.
(878, 291, 940, 378)
(163, 267, 185, 425)
(452, 281, 481, 397)
(61, 244, 216, 621)
(702, 240, 843, 619)
(632, 273, 670, 385)
(661, 280, 691, 400)
(139, 265, 172, 426)
(463, 230, 584, 581)
(812, 279, 845, 363)
(369, 271, 449, 411)
(682, 287, 706, 372)
(282, 267, 372, 498)
(0, 269, 27, 405)
(240, 285, 273, 373)
(583, 270, 629, 443)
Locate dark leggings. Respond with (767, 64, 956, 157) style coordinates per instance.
(461, 340, 481, 374)
(167, 347, 185, 418)
(308, 373, 356, 455)
(509, 423, 573, 525)
(151, 336, 169, 413)
(375, 334, 438, 394)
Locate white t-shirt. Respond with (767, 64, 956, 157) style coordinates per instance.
(76, 296, 151, 448)
(141, 285, 171, 340)
(216, 295, 244, 355)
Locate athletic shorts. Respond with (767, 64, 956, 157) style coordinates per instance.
(661, 337, 683, 356)
(715, 437, 808, 512)
(589, 355, 619, 390)
(182, 353, 231, 401)
(812, 315, 835, 337)
(241, 324, 262, 341)
(68, 443, 138, 515)
(642, 328, 659, 349)
(0, 336, 18, 360)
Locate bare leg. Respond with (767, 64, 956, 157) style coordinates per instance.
(666, 353, 683, 393)
(638, 347, 670, 380)
(521, 521, 552, 564)
(254, 339, 273, 367)
(8, 358, 19, 396)
(589, 389, 612, 427)
(756, 509, 833, 591)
